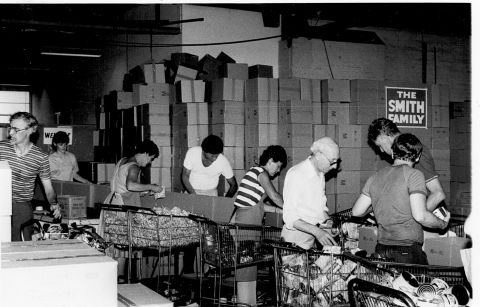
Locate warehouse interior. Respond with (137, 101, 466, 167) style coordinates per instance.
(0, 3, 473, 307)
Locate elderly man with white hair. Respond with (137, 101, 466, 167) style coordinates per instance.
(281, 137, 341, 249)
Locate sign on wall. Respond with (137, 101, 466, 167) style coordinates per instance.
(43, 127, 73, 145)
(385, 87, 427, 128)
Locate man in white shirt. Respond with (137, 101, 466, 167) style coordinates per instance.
(281, 137, 340, 249)
(182, 134, 238, 197)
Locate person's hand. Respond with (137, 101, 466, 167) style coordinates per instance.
(275, 207, 283, 214)
(314, 228, 337, 246)
(50, 203, 62, 219)
(442, 211, 451, 229)
(151, 184, 163, 193)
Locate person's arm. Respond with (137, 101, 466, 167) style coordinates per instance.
(425, 178, 446, 211)
(181, 167, 196, 194)
(125, 164, 162, 193)
(293, 219, 337, 246)
(71, 154, 92, 184)
(258, 171, 283, 208)
(73, 172, 92, 184)
(41, 178, 61, 219)
(352, 194, 373, 217)
(224, 176, 238, 198)
(410, 193, 449, 229)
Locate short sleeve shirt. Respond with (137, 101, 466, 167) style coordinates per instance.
(362, 165, 427, 245)
(49, 151, 79, 181)
(415, 145, 438, 183)
(183, 146, 234, 190)
(0, 140, 51, 202)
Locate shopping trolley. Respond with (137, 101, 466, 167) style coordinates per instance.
(99, 204, 200, 298)
(192, 216, 282, 306)
(347, 278, 416, 307)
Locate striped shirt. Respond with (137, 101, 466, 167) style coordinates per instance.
(0, 140, 51, 202)
(234, 166, 265, 208)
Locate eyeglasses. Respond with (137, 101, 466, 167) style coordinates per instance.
(317, 151, 341, 166)
(327, 158, 341, 166)
(8, 126, 30, 134)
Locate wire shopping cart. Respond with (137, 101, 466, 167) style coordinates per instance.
(347, 278, 416, 307)
(99, 204, 200, 297)
(192, 216, 282, 306)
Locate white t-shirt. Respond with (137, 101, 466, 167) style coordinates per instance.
(49, 151, 79, 181)
(183, 146, 234, 191)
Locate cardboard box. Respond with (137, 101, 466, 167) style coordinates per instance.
(338, 125, 363, 148)
(140, 125, 171, 147)
(432, 106, 450, 127)
(336, 194, 357, 212)
(223, 146, 245, 169)
(312, 102, 322, 124)
(350, 79, 382, 105)
(245, 100, 278, 124)
(335, 171, 360, 194)
(245, 147, 264, 167)
(300, 79, 321, 102)
(431, 84, 450, 106)
(279, 123, 313, 147)
(133, 83, 174, 105)
(138, 103, 170, 126)
(248, 64, 273, 79)
(176, 80, 205, 103)
(339, 148, 362, 170)
(144, 167, 172, 188)
(171, 52, 198, 68)
(285, 147, 311, 166)
(279, 78, 301, 101)
(143, 63, 166, 84)
(245, 123, 278, 147)
(322, 102, 350, 124)
(151, 146, 172, 168)
(279, 99, 313, 124)
(118, 283, 173, 307)
(211, 124, 244, 147)
(431, 150, 450, 171)
(57, 195, 87, 218)
(174, 65, 198, 83)
(221, 63, 248, 80)
(358, 226, 378, 255)
(210, 100, 245, 125)
(424, 237, 471, 266)
(111, 90, 134, 109)
(198, 54, 221, 81)
(172, 103, 208, 126)
(211, 78, 245, 102)
(349, 104, 378, 125)
(0, 161, 12, 216)
(172, 124, 209, 149)
(313, 124, 338, 142)
(246, 78, 279, 101)
(2, 240, 117, 307)
(321, 79, 351, 102)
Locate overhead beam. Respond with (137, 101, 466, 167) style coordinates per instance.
(0, 18, 181, 35)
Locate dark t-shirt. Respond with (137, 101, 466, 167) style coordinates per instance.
(362, 165, 427, 245)
(416, 145, 438, 183)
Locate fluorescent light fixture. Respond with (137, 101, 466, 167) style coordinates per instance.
(41, 51, 101, 58)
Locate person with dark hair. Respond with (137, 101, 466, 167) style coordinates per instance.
(0, 111, 61, 241)
(368, 118, 446, 212)
(49, 131, 91, 183)
(103, 139, 163, 206)
(181, 134, 238, 197)
(232, 145, 287, 306)
(352, 133, 450, 264)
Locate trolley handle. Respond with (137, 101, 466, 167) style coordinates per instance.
(99, 203, 156, 214)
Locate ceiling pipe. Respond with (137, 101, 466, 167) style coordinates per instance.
(0, 18, 182, 35)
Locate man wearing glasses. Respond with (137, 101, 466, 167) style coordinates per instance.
(0, 111, 61, 241)
(281, 137, 341, 249)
